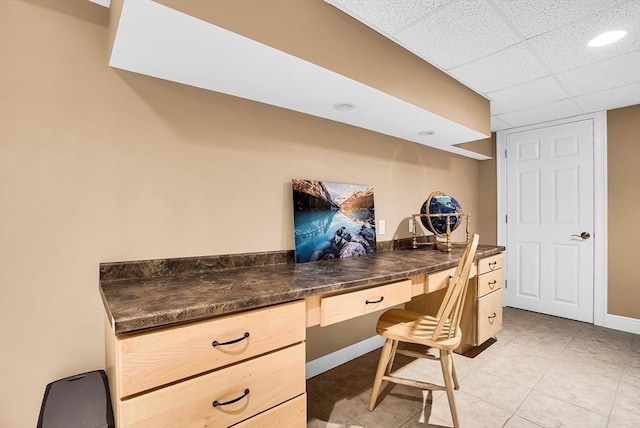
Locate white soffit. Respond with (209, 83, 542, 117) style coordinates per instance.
(108, 0, 490, 160)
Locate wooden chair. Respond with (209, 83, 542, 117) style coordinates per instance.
(368, 234, 479, 427)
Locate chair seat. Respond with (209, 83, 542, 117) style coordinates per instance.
(376, 309, 462, 350)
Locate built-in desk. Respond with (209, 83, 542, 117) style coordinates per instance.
(100, 244, 504, 427)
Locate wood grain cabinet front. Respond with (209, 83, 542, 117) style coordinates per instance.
(457, 253, 504, 353)
(319, 280, 412, 326)
(403, 253, 504, 354)
(106, 300, 307, 427)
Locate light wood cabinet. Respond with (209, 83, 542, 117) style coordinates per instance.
(319, 280, 412, 326)
(457, 253, 503, 353)
(106, 300, 306, 427)
(405, 254, 503, 353)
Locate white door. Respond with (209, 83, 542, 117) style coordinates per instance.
(504, 119, 594, 323)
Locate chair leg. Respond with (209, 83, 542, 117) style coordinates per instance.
(448, 350, 460, 390)
(439, 349, 460, 428)
(369, 339, 393, 411)
(386, 340, 399, 375)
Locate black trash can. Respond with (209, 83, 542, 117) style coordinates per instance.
(37, 370, 114, 428)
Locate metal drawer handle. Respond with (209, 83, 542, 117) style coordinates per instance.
(488, 261, 498, 270)
(213, 388, 250, 407)
(212, 332, 249, 347)
(366, 296, 384, 304)
(488, 280, 497, 289)
(488, 312, 497, 324)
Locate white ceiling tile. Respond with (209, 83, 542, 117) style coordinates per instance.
(574, 82, 640, 113)
(396, 0, 521, 69)
(494, 0, 626, 39)
(325, 0, 451, 35)
(491, 115, 514, 131)
(487, 76, 567, 114)
(528, 1, 640, 73)
(449, 42, 549, 93)
(495, 99, 583, 128)
(556, 50, 640, 96)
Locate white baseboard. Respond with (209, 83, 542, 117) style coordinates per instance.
(305, 335, 385, 379)
(604, 313, 640, 334)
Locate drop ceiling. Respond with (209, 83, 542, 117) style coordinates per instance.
(325, 0, 640, 131)
(92, 0, 639, 158)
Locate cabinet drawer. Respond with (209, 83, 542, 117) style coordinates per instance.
(426, 264, 477, 293)
(117, 300, 305, 397)
(477, 289, 502, 344)
(477, 269, 503, 298)
(234, 393, 306, 427)
(477, 254, 503, 275)
(320, 280, 412, 326)
(119, 343, 306, 428)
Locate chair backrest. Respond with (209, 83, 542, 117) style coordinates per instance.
(431, 234, 479, 341)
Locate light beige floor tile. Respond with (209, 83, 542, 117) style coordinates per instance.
(517, 390, 607, 428)
(477, 342, 553, 388)
(306, 309, 640, 428)
(610, 374, 640, 425)
(348, 384, 424, 428)
(607, 417, 640, 428)
(535, 361, 619, 416)
(460, 368, 531, 412)
(398, 411, 451, 428)
(429, 389, 511, 428)
(503, 415, 544, 427)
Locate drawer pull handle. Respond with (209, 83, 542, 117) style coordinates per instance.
(213, 388, 250, 407)
(212, 332, 250, 347)
(366, 296, 384, 304)
(488, 280, 497, 289)
(488, 261, 498, 270)
(488, 312, 497, 324)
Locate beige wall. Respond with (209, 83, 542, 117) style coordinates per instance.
(607, 105, 640, 319)
(0, 1, 490, 426)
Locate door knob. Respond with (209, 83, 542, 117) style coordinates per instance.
(571, 232, 591, 240)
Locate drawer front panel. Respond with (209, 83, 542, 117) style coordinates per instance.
(477, 269, 503, 298)
(476, 289, 503, 344)
(120, 343, 306, 428)
(426, 264, 478, 294)
(425, 267, 456, 293)
(118, 300, 305, 397)
(234, 393, 306, 427)
(320, 280, 412, 326)
(477, 254, 503, 276)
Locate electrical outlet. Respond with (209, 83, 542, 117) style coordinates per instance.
(408, 219, 414, 233)
(379, 220, 386, 235)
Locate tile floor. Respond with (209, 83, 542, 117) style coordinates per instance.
(306, 307, 640, 428)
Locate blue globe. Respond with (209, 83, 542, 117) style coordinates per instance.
(420, 192, 463, 236)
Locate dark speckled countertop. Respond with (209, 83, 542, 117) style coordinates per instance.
(100, 244, 504, 335)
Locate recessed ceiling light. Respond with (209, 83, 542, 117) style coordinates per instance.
(333, 102, 356, 111)
(588, 30, 627, 47)
(418, 130, 436, 136)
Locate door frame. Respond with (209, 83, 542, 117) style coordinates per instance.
(496, 111, 607, 327)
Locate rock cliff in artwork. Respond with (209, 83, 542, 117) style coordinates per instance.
(340, 188, 374, 213)
(292, 179, 339, 211)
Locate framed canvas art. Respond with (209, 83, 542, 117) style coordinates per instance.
(292, 179, 376, 263)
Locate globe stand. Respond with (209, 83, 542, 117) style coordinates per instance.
(411, 213, 470, 253)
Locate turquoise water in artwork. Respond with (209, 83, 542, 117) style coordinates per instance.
(294, 210, 376, 263)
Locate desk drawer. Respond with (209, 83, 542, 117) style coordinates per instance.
(234, 394, 306, 427)
(477, 269, 503, 298)
(117, 300, 305, 397)
(477, 289, 502, 344)
(119, 343, 306, 428)
(477, 254, 503, 275)
(320, 280, 412, 326)
(425, 264, 477, 293)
